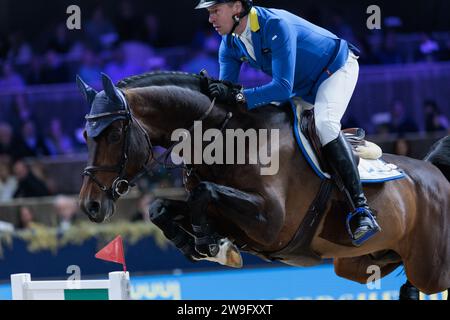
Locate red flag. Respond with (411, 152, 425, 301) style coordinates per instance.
(95, 235, 127, 272)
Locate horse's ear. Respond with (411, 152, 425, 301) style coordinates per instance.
(101, 73, 122, 105)
(76, 75, 97, 105)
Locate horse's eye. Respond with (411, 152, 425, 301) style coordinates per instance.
(108, 131, 121, 144)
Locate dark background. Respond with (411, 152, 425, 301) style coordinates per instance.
(1, 0, 449, 46)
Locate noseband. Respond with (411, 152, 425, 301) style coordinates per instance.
(83, 92, 231, 201)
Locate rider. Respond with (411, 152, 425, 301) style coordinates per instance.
(195, 0, 380, 246)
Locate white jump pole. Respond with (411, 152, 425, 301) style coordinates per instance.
(11, 271, 130, 300)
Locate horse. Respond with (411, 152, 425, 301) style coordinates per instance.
(77, 71, 450, 300)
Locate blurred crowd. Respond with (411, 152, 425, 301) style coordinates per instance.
(0, 192, 155, 233)
(0, 1, 223, 90)
(0, 3, 449, 90)
(350, 98, 449, 140)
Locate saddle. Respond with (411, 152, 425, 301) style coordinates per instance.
(300, 108, 368, 173)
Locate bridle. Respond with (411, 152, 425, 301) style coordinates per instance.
(83, 90, 232, 201)
(82, 93, 155, 200)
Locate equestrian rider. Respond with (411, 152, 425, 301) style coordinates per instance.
(195, 0, 380, 246)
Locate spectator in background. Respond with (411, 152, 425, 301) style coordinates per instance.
(0, 220, 14, 232)
(423, 99, 449, 133)
(85, 6, 118, 52)
(7, 94, 36, 135)
(40, 50, 69, 84)
(77, 48, 102, 85)
(393, 137, 412, 157)
(0, 62, 25, 91)
(325, 10, 359, 49)
(25, 56, 44, 85)
(131, 193, 153, 222)
(115, 1, 145, 42)
(378, 30, 403, 64)
(44, 118, 75, 155)
(0, 159, 17, 202)
(5, 31, 32, 66)
(15, 120, 51, 158)
(47, 23, 73, 55)
(181, 31, 220, 78)
(365, 30, 384, 65)
(104, 45, 143, 83)
(120, 41, 161, 74)
(16, 206, 35, 230)
(388, 100, 419, 135)
(54, 195, 81, 232)
(142, 14, 162, 47)
(0, 122, 18, 160)
(416, 33, 440, 62)
(13, 160, 50, 198)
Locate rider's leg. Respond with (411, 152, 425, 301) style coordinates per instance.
(322, 133, 380, 245)
(314, 50, 380, 246)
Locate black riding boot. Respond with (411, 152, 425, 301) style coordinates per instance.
(322, 133, 381, 246)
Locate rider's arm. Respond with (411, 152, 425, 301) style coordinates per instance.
(219, 37, 242, 84)
(243, 18, 297, 109)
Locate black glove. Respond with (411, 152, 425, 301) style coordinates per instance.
(208, 82, 235, 104)
(208, 81, 245, 105)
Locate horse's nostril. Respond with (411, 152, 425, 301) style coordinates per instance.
(87, 201, 101, 215)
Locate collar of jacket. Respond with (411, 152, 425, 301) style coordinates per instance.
(249, 7, 260, 32)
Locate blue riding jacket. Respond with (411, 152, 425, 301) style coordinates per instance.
(219, 6, 358, 109)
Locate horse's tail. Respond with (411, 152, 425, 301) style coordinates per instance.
(424, 135, 450, 182)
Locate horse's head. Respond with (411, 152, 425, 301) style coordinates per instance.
(77, 73, 152, 223)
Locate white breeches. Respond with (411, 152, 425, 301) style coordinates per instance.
(299, 51, 360, 146)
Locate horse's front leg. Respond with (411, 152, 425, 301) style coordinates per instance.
(149, 198, 202, 262)
(188, 181, 283, 256)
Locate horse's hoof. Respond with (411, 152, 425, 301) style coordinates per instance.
(197, 238, 243, 268)
(399, 283, 420, 300)
(222, 238, 243, 268)
(226, 248, 243, 268)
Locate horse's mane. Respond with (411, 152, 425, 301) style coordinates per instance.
(117, 71, 205, 92)
(118, 71, 214, 119)
(117, 70, 290, 121)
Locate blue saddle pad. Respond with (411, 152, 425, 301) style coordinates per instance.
(290, 100, 405, 184)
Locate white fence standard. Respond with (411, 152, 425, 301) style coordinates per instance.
(10, 271, 130, 300)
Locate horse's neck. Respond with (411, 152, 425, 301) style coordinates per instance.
(124, 86, 221, 148)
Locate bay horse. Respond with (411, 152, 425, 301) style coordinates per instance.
(78, 72, 450, 300)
